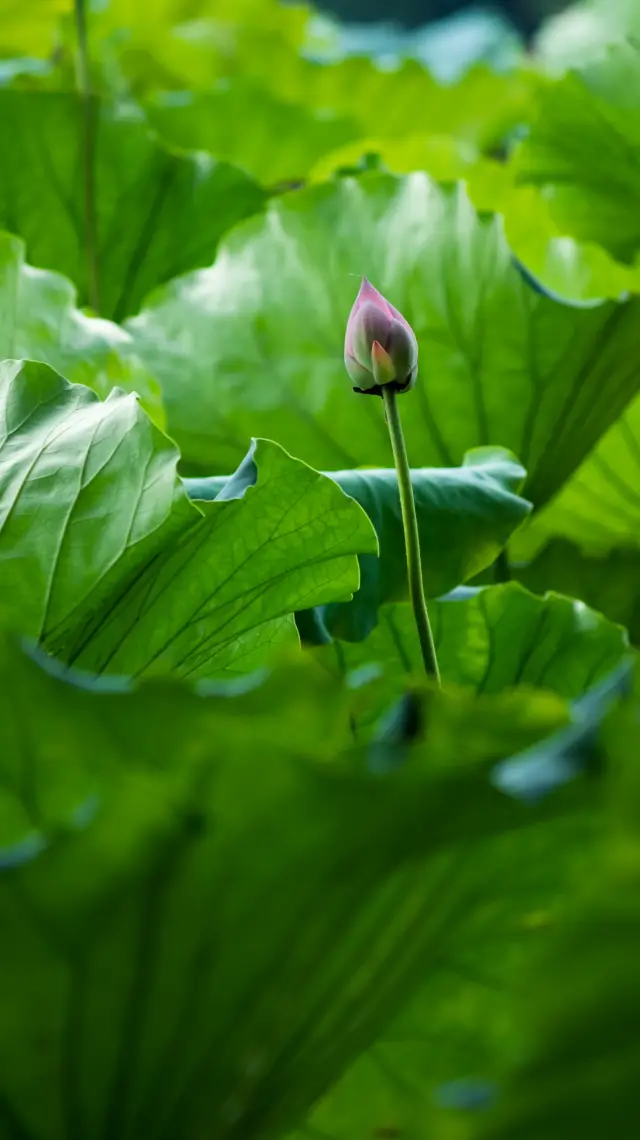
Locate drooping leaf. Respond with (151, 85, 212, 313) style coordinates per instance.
(318, 584, 628, 706)
(127, 173, 640, 508)
(0, 622, 588, 1140)
(0, 90, 267, 319)
(0, 231, 163, 425)
(514, 41, 640, 265)
(186, 448, 531, 641)
(0, 360, 376, 679)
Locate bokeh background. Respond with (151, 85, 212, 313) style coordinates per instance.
(322, 1, 565, 37)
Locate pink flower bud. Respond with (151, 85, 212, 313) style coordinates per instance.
(344, 278, 418, 396)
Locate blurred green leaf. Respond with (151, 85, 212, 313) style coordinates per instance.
(186, 448, 531, 641)
(128, 173, 640, 509)
(290, 707, 621, 1140)
(291, 809, 592, 1140)
(514, 41, 640, 265)
(146, 82, 359, 187)
(0, 231, 164, 425)
(0, 617, 590, 1140)
(0, 360, 376, 679)
(0, 0, 69, 57)
(477, 681, 640, 1140)
(0, 90, 266, 319)
(89, 0, 311, 95)
(251, 55, 536, 154)
(501, 185, 640, 305)
(309, 132, 480, 184)
(292, 652, 629, 1140)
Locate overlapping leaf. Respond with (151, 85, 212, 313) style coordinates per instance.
(516, 539, 640, 647)
(246, 53, 535, 153)
(89, 0, 310, 95)
(0, 90, 266, 319)
(0, 360, 376, 679)
(128, 172, 640, 508)
(147, 82, 359, 188)
(318, 584, 628, 702)
(186, 448, 531, 641)
(0, 231, 163, 424)
(147, 62, 533, 189)
(465, 42, 640, 304)
(0, 624, 587, 1140)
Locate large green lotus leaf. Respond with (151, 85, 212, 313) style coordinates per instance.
(516, 538, 640, 648)
(185, 448, 531, 642)
(127, 172, 640, 507)
(0, 231, 163, 426)
(318, 585, 628, 704)
(511, 390, 640, 559)
(146, 82, 360, 188)
(478, 686, 640, 1140)
(0, 620, 585, 1140)
(0, 0, 69, 57)
(0, 90, 266, 319)
(514, 41, 640, 265)
(0, 360, 376, 679)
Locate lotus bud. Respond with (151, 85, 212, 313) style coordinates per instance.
(344, 277, 418, 396)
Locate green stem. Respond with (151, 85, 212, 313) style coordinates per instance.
(382, 385, 440, 684)
(74, 0, 100, 313)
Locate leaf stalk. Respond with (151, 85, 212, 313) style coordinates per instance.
(74, 0, 100, 313)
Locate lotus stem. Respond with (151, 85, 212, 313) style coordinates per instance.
(382, 386, 440, 684)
